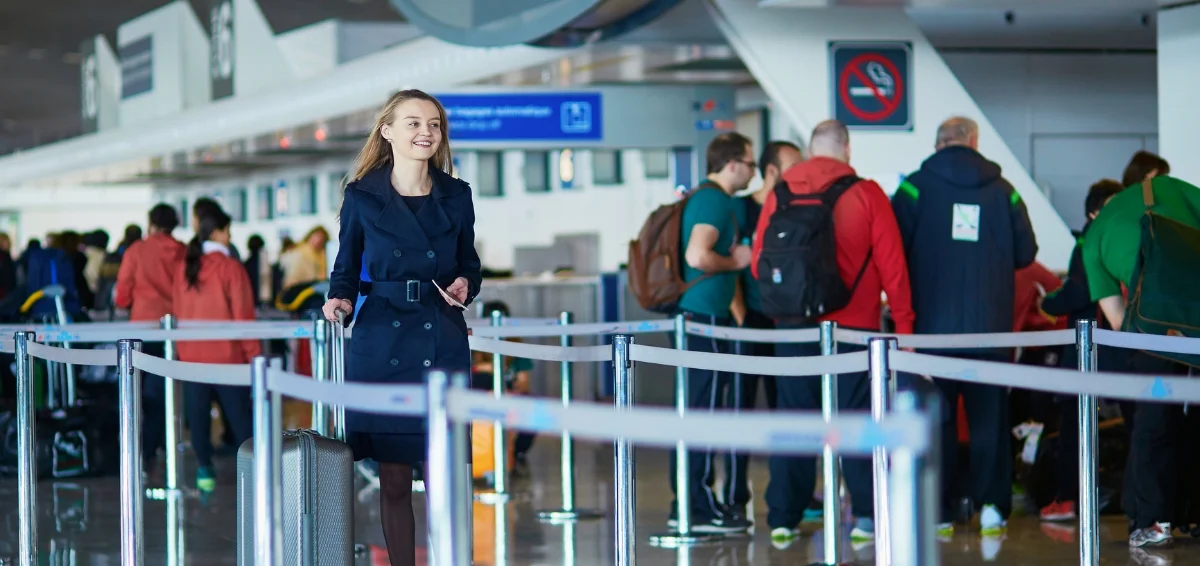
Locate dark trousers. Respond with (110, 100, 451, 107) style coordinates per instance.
(765, 333, 875, 528)
(936, 355, 1011, 521)
(184, 381, 253, 468)
(668, 312, 733, 521)
(723, 309, 776, 510)
(141, 342, 166, 467)
(1123, 352, 1193, 529)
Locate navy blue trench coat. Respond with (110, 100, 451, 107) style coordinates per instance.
(329, 164, 482, 437)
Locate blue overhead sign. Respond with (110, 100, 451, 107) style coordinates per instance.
(437, 92, 603, 142)
(829, 41, 912, 131)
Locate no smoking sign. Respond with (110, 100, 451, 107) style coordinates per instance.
(830, 42, 912, 130)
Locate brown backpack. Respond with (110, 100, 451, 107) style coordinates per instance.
(627, 190, 718, 313)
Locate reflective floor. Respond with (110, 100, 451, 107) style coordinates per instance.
(0, 437, 1194, 565)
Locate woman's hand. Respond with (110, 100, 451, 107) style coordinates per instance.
(322, 298, 353, 323)
(444, 277, 469, 306)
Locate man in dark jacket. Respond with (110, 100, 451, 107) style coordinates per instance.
(892, 116, 1038, 536)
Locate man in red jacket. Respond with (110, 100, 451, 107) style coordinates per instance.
(751, 119, 915, 545)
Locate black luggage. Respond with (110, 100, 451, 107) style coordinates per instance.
(0, 402, 119, 479)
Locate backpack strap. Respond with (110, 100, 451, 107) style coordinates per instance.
(1142, 178, 1155, 209)
(821, 174, 872, 295)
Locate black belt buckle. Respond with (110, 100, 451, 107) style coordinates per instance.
(406, 280, 419, 302)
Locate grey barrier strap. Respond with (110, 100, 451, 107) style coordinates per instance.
(837, 328, 1076, 349)
(0, 340, 12, 354)
(685, 321, 821, 343)
(131, 351, 251, 387)
(890, 350, 1200, 403)
(629, 343, 869, 377)
(466, 336, 611, 362)
(27, 342, 117, 366)
(1094, 328, 1200, 356)
(467, 318, 677, 338)
(466, 317, 560, 328)
(31, 323, 314, 344)
(445, 389, 930, 456)
(267, 369, 428, 416)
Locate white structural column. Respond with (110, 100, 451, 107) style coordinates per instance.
(705, 0, 1074, 269)
(1157, 4, 1200, 183)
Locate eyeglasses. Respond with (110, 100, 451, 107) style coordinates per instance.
(740, 158, 757, 169)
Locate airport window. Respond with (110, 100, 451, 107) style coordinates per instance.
(298, 176, 318, 215)
(256, 185, 274, 220)
(524, 151, 550, 193)
(178, 198, 189, 229)
(228, 188, 248, 222)
(476, 151, 503, 197)
(592, 150, 623, 185)
(643, 149, 670, 179)
(329, 171, 347, 212)
(274, 182, 290, 218)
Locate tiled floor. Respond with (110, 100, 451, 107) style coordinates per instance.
(0, 437, 1192, 565)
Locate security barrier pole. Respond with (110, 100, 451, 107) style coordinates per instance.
(1077, 320, 1098, 566)
(650, 314, 720, 547)
(426, 370, 460, 566)
(251, 356, 281, 566)
(118, 339, 145, 566)
(613, 335, 636, 566)
(15, 331, 36, 566)
(311, 317, 330, 436)
(890, 391, 937, 566)
(451, 373, 474, 566)
(52, 290, 77, 406)
(488, 309, 509, 501)
(161, 314, 181, 494)
(868, 337, 898, 566)
(819, 320, 841, 566)
(540, 311, 602, 523)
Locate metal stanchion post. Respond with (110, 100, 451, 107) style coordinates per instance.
(252, 356, 281, 566)
(15, 331, 36, 566)
(161, 314, 181, 494)
(540, 311, 601, 523)
(650, 314, 720, 547)
(118, 339, 145, 566)
(890, 392, 936, 566)
(451, 374, 474, 566)
(868, 337, 898, 566)
(819, 320, 841, 565)
(427, 370, 460, 566)
(613, 335, 636, 566)
(478, 309, 509, 503)
(1077, 319, 1098, 566)
(311, 317, 330, 436)
(52, 292, 77, 406)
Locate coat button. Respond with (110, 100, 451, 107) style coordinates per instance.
(390, 358, 399, 366)
(423, 322, 432, 330)
(423, 359, 432, 367)
(426, 250, 435, 258)
(392, 321, 401, 328)
(393, 249, 402, 257)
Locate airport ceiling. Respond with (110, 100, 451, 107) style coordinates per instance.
(0, 0, 1171, 158)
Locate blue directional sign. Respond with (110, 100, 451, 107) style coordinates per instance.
(436, 92, 603, 142)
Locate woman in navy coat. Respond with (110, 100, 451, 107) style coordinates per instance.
(323, 89, 480, 566)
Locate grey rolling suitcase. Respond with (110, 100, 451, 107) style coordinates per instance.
(236, 429, 355, 565)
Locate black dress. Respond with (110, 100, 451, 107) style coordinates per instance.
(329, 165, 482, 465)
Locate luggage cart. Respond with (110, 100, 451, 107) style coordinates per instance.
(19, 284, 78, 408)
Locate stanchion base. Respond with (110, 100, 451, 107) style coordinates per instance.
(475, 491, 510, 505)
(537, 508, 604, 523)
(648, 531, 724, 547)
(145, 487, 185, 501)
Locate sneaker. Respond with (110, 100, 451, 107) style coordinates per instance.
(980, 505, 1007, 535)
(937, 522, 955, 539)
(1129, 522, 1173, 548)
(1039, 500, 1077, 522)
(850, 517, 875, 541)
(770, 526, 800, 548)
(802, 507, 824, 524)
(196, 466, 216, 492)
(692, 515, 752, 534)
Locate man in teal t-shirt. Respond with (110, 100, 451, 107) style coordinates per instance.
(668, 132, 755, 534)
(1079, 160, 1200, 548)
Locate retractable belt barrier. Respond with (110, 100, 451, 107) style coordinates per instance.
(13, 314, 1200, 566)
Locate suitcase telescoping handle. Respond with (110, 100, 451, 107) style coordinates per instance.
(331, 310, 347, 440)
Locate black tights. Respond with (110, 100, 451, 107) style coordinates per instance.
(379, 463, 420, 566)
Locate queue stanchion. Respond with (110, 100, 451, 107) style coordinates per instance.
(15, 331, 36, 566)
(890, 391, 939, 566)
(612, 335, 636, 566)
(161, 314, 182, 495)
(311, 317, 330, 436)
(819, 320, 842, 566)
(251, 356, 281, 566)
(478, 309, 510, 503)
(868, 337, 898, 566)
(426, 370, 460, 566)
(451, 373, 474, 566)
(118, 339, 145, 566)
(649, 313, 720, 547)
(539, 311, 602, 523)
(1077, 319, 1099, 566)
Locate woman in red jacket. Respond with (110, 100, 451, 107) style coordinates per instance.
(173, 204, 260, 492)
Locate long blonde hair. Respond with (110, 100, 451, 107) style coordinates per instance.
(349, 89, 452, 183)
